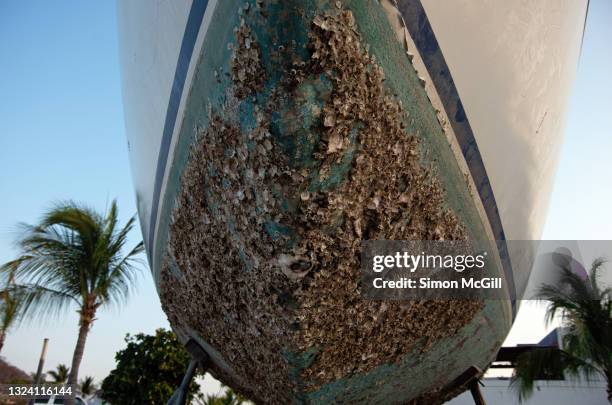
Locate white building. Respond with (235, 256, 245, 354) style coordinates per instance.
(448, 329, 609, 404)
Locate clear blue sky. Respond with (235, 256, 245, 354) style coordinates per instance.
(0, 0, 610, 392)
(0, 0, 170, 385)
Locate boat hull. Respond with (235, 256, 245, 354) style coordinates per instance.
(118, 0, 586, 403)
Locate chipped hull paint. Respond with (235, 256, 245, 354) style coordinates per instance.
(118, 0, 584, 403)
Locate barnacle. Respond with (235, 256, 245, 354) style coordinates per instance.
(159, 4, 482, 403)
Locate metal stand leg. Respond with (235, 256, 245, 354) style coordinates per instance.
(166, 339, 211, 405)
(469, 379, 487, 405)
(166, 360, 199, 405)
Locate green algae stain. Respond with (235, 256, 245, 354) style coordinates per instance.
(270, 74, 332, 169)
(283, 347, 321, 404)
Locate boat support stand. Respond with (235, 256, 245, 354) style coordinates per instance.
(166, 339, 211, 405)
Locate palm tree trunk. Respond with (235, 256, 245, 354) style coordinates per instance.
(0, 329, 5, 353)
(67, 304, 95, 405)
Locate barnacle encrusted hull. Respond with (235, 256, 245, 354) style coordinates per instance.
(154, 1, 511, 404)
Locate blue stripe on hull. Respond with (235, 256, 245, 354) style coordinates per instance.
(149, 0, 209, 259)
(396, 0, 517, 315)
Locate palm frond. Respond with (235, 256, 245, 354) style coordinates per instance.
(2, 201, 145, 317)
(6, 283, 79, 322)
(511, 347, 599, 402)
(589, 257, 607, 294)
(99, 241, 145, 308)
(0, 287, 25, 331)
(538, 265, 600, 325)
(79, 375, 96, 396)
(48, 364, 70, 384)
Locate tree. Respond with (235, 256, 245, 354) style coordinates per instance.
(195, 386, 246, 405)
(29, 372, 46, 384)
(0, 200, 144, 403)
(511, 258, 612, 402)
(80, 375, 96, 396)
(48, 364, 70, 384)
(101, 329, 201, 405)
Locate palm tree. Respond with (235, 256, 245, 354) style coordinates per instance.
(0, 200, 144, 401)
(511, 258, 612, 402)
(195, 386, 246, 405)
(48, 364, 70, 384)
(0, 264, 29, 353)
(29, 372, 46, 383)
(80, 376, 96, 396)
